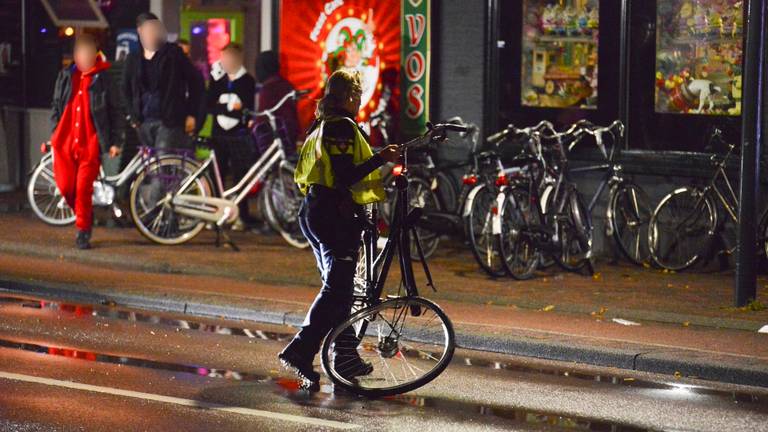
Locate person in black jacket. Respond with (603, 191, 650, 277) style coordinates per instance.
(121, 13, 204, 150)
(205, 42, 257, 225)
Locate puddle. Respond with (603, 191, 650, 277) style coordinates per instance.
(0, 338, 269, 383)
(1, 294, 765, 409)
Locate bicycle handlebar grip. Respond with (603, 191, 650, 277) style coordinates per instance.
(438, 123, 470, 133)
(487, 129, 508, 144)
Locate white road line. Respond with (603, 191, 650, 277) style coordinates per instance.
(0, 371, 359, 430)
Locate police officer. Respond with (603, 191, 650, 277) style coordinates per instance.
(279, 69, 400, 389)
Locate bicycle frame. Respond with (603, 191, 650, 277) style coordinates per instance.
(171, 96, 294, 226)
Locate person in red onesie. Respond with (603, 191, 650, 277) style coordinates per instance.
(48, 34, 122, 249)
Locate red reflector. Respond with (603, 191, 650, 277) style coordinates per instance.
(40, 142, 48, 154)
(491, 206, 498, 215)
(462, 175, 478, 185)
(392, 164, 404, 176)
(495, 174, 508, 186)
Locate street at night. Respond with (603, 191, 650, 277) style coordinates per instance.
(0, 293, 766, 432)
(2, 0, 768, 430)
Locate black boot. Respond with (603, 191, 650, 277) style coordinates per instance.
(76, 230, 92, 250)
(278, 349, 320, 391)
(334, 353, 374, 381)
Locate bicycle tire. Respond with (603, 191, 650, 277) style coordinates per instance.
(27, 153, 76, 226)
(320, 296, 455, 397)
(610, 181, 651, 266)
(648, 187, 716, 271)
(263, 164, 309, 249)
(550, 189, 593, 273)
(497, 185, 540, 280)
(129, 156, 210, 245)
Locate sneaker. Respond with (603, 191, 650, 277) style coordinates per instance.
(278, 350, 320, 390)
(75, 230, 91, 250)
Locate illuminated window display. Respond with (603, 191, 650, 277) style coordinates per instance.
(654, 0, 743, 116)
(520, 0, 599, 109)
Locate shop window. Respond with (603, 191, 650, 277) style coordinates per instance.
(654, 0, 743, 116)
(520, 0, 599, 109)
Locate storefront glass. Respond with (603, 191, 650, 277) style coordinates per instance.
(520, 0, 599, 109)
(654, 0, 743, 116)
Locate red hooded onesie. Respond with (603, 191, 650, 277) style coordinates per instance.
(50, 58, 111, 231)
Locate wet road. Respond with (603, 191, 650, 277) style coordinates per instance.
(0, 294, 767, 432)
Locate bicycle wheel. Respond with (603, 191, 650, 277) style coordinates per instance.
(550, 190, 593, 273)
(610, 182, 651, 266)
(129, 156, 210, 245)
(649, 187, 716, 271)
(464, 184, 506, 276)
(498, 185, 540, 280)
(434, 171, 458, 214)
(321, 296, 455, 397)
(406, 175, 441, 260)
(27, 153, 75, 226)
(263, 164, 309, 249)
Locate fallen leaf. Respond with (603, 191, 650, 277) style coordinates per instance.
(592, 272, 602, 281)
(674, 371, 682, 379)
(682, 321, 690, 327)
(541, 305, 555, 312)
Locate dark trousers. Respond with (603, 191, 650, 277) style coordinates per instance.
(137, 120, 192, 150)
(283, 189, 363, 361)
(211, 134, 256, 220)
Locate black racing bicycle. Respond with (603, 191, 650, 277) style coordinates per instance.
(320, 122, 464, 397)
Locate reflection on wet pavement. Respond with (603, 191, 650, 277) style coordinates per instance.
(1, 293, 766, 431)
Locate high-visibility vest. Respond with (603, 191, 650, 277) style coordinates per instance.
(294, 116, 386, 204)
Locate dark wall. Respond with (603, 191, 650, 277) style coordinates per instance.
(432, 0, 489, 136)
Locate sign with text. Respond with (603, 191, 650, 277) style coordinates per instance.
(400, 0, 430, 136)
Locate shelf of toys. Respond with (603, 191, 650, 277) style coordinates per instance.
(521, 0, 599, 109)
(655, 0, 743, 116)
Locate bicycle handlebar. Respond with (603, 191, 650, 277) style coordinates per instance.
(242, 89, 309, 119)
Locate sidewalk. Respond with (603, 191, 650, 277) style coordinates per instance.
(1, 211, 768, 387)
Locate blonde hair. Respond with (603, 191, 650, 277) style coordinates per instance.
(315, 68, 362, 118)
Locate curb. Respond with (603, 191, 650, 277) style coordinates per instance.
(1, 240, 764, 333)
(2, 278, 768, 389)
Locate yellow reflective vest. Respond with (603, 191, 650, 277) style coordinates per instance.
(294, 116, 386, 204)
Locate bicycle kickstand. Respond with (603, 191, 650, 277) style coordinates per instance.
(215, 226, 240, 252)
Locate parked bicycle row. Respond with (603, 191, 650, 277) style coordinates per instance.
(28, 95, 768, 275)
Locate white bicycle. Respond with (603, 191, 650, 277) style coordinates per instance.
(129, 89, 309, 249)
(27, 144, 198, 226)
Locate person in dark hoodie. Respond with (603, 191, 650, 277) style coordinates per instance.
(47, 34, 123, 249)
(206, 42, 257, 226)
(254, 50, 300, 153)
(122, 12, 204, 150)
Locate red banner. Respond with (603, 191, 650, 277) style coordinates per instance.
(279, 0, 401, 137)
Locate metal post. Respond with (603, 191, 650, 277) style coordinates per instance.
(618, 0, 631, 149)
(735, 0, 766, 307)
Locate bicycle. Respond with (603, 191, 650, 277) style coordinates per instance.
(320, 122, 464, 397)
(497, 120, 648, 279)
(648, 129, 768, 271)
(129, 89, 309, 249)
(28, 144, 198, 226)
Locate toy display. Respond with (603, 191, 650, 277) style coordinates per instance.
(521, 0, 599, 109)
(655, 0, 743, 115)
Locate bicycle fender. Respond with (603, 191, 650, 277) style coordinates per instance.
(462, 184, 486, 218)
(492, 189, 505, 235)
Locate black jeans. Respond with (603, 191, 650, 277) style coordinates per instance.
(211, 134, 257, 220)
(137, 120, 192, 151)
(283, 188, 363, 362)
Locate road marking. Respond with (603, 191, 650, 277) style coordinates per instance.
(0, 371, 359, 430)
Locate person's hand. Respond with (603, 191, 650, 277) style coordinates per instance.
(378, 144, 401, 163)
(108, 146, 121, 158)
(185, 116, 196, 134)
(247, 119, 255, 129)
(40, 141, 51, 153)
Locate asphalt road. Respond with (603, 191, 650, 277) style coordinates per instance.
(0, 294, 767, 432)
